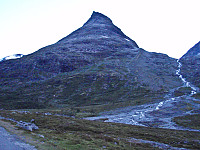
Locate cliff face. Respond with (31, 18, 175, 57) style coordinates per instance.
(0, 12, 181, 109)
(180, 41, 200, 87)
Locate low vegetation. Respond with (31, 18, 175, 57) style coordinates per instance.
(0, 62, 166, 110)
(193, 92, 200, 99)
(174, 87, 192, 97)
(0, 109, 200, 150)
(173, 114, 200, 130)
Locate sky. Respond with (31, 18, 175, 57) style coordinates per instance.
(0, 0, 199, 59)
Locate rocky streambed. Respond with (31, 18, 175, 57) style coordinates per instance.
(86, 60, 200, 131)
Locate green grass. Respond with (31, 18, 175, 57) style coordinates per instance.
(193, 92, 200, 99)
(1, 57, 171, 110)
(174, 87, 192, 97)
(0, 109, 200, 149)
(173, 114, 200, 130)
(0, 67, 164, 110)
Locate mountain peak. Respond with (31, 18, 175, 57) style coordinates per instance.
(0, 11, 182, 110)
(58, 11, 139, 48)
(91, 11, 111, 20)
(83, 11, 113, 26)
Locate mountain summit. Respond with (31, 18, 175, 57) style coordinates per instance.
(84, 11, 113, 26)
(0, 12, 181, 109)
(57, 11, 138, 50)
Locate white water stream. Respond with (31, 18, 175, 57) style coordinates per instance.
(176, 59, 197, 95)
(86, 59, 200, 131)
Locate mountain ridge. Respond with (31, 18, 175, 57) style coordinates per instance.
(181, 41, 200, 59)
(180, 41, 200, 87)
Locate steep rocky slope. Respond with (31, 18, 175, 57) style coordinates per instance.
(180, 41, 200, 87)
(0, 12, 181, 109)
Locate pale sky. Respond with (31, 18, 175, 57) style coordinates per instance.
(0, 0, 199, 59)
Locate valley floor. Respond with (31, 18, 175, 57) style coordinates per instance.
(0, 109, 200, 150)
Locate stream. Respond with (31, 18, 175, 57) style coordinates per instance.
(86, 59, 200, 131)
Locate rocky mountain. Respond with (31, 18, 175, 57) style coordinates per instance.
(180, 41, 200, 87)
(0, 11, 182, 109)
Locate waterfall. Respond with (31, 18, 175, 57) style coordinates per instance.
(176, 59, 197, 95)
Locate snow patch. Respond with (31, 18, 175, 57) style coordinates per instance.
(101, 36, 109, 38)
(0, 54, 23, 62)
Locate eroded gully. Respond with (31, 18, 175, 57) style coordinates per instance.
(86, 59, 200, 132)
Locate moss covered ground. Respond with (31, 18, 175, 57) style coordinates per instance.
(173, 114, 200, 130)
(0, 109, 200, 150)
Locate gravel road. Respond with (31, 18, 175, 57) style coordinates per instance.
(0, 126, 36, 150)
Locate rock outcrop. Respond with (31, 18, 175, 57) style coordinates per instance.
(17, 121, 39, 131)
